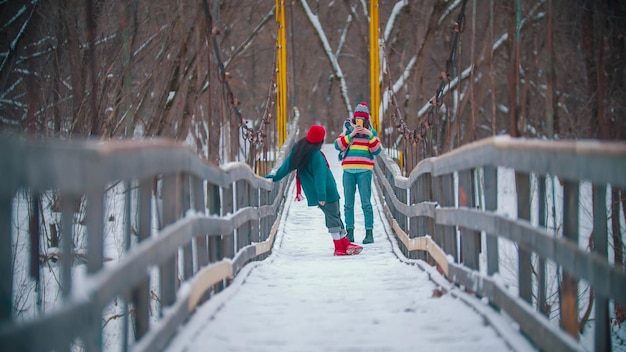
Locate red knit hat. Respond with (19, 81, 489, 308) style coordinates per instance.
(306, 125, 325, 144)
(353, 102, 370, 119)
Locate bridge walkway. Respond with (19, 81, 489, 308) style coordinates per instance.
(164, 144, 533, 352)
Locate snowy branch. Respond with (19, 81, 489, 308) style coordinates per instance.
(300, 0, 352, 117)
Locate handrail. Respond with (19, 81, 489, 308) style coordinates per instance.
(0, 119, 298, 351)
(374, 135, 626, 352)
(3, 131, 623, 351)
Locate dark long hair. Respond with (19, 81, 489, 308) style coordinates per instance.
(288, 137, 322, 172)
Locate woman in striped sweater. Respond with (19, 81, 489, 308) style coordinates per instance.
(334, 102, 382, 244)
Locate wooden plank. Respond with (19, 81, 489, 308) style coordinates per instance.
(536, 175, 548, 316)
(0, 194, 13, 320)
(486, 275, 582, 352)
(120, 182, 132, 352)
(191, 177, 208, 269)
(391, 218, 448, 275)
(440, 174, 457, 260)
(431, 135, 626, 189)
(259, 188, 269, 241)
(395, 180, 407, 238)
(236, 180, 250, 252)
(87, 190, 104, 274)
(86, 186, 104, 351)
(60, 195, 76, 298)
(132, 178, 152, 340)
(187, 261, 232, 311)
(134, 294, 191, 352)
(181, 175, 193, 280)
(207, 183, 223, 292)
(592, 184, 610, 351)
(483, 166, 498, 276)
(435, 207, 626, 306)
(0, 300, 92, 352)
(442, 262, 582, 352)
(423, 173, 436, 262)
(374, 161, 437, 218)
(560, 180, 579, 339)
(431, 175, 444, 253)
(409, 174, 426, 260)
(255, 215, 281, 255)
(222, 183, 235, 259)
(28, 192, 40, 284)
(458, 169, 479, 270)
(231, 246, 256, 276)
(515, 171, 532, 304)
(249, 185, 260, 244)
(159, 174, 178, 311)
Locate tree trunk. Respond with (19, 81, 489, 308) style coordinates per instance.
(581, 0, 597, 138)
(545, 0, 555, 138)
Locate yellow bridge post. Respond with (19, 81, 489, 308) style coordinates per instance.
(276, 0, 288, 148)
(369, 0, 380, 133)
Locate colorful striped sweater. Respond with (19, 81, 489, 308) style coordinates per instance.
(334, 129, 382, 171)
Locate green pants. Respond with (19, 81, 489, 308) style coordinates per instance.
(319, 200, 345, 234)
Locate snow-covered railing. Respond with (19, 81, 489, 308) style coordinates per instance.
(0, 134, 297, 351)
(374, 135, 626, 352)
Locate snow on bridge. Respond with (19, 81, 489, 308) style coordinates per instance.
(164, 144, 533, 352)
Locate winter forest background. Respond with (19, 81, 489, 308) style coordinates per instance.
(1, 0, 625, 350)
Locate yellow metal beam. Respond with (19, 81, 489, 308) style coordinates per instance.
(369, 0, 380, 133)
(276, 0, 287, 147)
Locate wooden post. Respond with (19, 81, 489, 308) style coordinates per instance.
(159, 174, 178, 311)
(192, 177, 208, 269)
(409, 175, 426, 260)
(593, 184, 609, 351)
(434, 174, 457, 261)
(207, 183, 223, 293)
(250, 183, 260, 244)
(236, 180, 250, 252)
(85, 189, 104, 275)
(515, 171, 532, 303)
(560, 180, 579, 339)
(537, 175, 548, 316)
(422, 173, 435, 262)
(60, 195, 77, 298)
(132, 178, 152, 340)
(396, 182, 407, 252)
(483, 166, 498, 276)
(458, 169, 479, 270)
(222, 183, 235, 258)
(181, 174, 193, 280)
(0, 194, 13, 320)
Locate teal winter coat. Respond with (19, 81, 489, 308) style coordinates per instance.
(271, 150, 340, 207)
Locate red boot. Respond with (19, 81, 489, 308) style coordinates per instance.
(333, 239, 348, 256)
(341, 237, 363, 255)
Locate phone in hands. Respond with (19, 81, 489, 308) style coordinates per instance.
(355, 119, 364, 128)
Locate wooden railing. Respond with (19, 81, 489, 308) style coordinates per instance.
(374, 135, 626, 352)
(0, 126, 297, 351)
(2, 131, 624, 351)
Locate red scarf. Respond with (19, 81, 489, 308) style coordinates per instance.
(295, 151, 329, 201)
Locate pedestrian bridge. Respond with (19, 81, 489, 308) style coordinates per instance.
(1, 131, 625, 351)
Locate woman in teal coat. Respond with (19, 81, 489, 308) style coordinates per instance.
(265, 125, 362, 256)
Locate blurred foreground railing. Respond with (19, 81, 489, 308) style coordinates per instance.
(0, 125, 297, 351)
(374, 135, 626, 352)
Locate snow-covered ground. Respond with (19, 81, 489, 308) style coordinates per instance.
(164, 144, 534, 352)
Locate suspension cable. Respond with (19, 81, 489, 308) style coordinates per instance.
(200, 0, 274, 147)
(383, 0, 469, 150)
